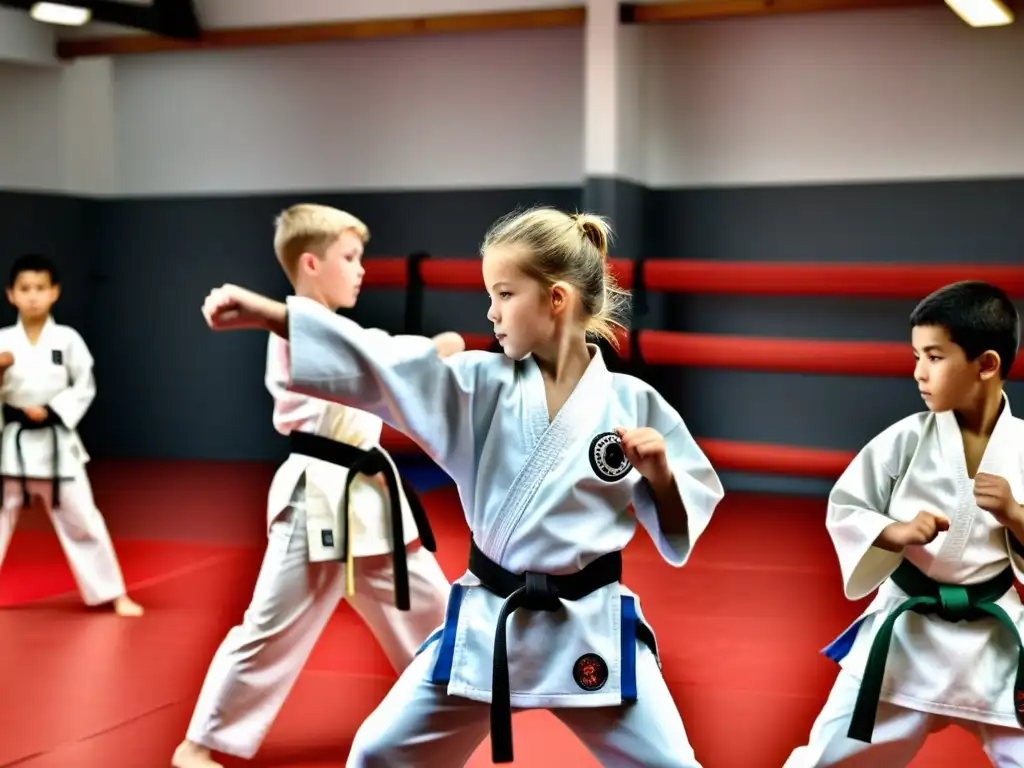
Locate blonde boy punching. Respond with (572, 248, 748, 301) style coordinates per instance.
(0, 253, 142, 617)
(173, 205, 457, 768)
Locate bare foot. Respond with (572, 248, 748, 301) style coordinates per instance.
(113, 595, 144, 617)
(171, 740, 223, 768)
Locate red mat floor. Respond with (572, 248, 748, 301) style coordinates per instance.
(0, 460, 998, 767)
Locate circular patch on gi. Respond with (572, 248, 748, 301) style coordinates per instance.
(573, 653, 608, 691)
(589, 432, 632, 483)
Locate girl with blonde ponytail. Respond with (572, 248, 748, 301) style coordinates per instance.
(200, 205, 725, 768)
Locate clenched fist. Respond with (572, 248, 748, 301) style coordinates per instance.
(974, 472, 1024, 529)
(431, 331, 465, 359)
(202, 284, 286, 334)
(876, 510, 950, 552)
(615, 426, 671, 488)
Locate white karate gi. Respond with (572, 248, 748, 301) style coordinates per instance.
(785, 393, 1024, 767)
(281, 296, 726, 768)
(184, 334, 451, 760)
(0, 317, 127, 606)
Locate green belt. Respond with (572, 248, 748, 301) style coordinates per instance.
(849, 559, 1024, 742)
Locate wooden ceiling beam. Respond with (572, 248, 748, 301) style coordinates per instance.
(57, 6, 586, 58)
(621, 0, 938, 25)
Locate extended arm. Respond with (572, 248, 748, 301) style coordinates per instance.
(431, 331, 465, 359)
(283, 296, 477, 480)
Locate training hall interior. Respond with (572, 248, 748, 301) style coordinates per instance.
(1, 0, 1023, 766)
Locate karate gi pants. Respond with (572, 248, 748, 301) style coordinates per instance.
(185, 480, 451, 759)
(0, 469, 127, 606)
(346, 636, 702, 768)
(784, 669, 1024, 767)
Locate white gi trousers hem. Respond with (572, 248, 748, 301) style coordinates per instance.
(346, 639, 702, 768)
(185, 480, 451, 760)
(0, 468, 127, 606)
(784, 669, 1024, 767)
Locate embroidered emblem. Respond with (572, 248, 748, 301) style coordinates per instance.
(321, 530, 334, 547)
(573, 653, 608, 691)
(589, 432, 632, 483)
(51, 349, 62, 365)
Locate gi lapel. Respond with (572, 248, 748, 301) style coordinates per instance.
(977, 394, 1020, 506)
(481, 346, 612, 564)
(934, 407, 975, 562)
(936, 393, 1013, 562)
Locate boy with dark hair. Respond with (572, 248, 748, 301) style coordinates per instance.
(0, 253, 142, 616)
(785, 279, 1024, 766)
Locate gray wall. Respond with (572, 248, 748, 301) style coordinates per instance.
(2, 180, 1021, 495)
(643, 180, 1024, 494)
(0, 192, 92, 332)
(82, 188, 580, 462)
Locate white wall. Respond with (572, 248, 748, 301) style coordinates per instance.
(4, 5, 1024, 196)
(0, 7, 56, 66)
(60, 59, 117, 196)
(0, 64, 63, 191)
(641, 7, 1024, 187)
(112, 28, 584, 195)
(0, 58, 116, 194)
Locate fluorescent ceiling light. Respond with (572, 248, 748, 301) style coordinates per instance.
(945, 0, 1014, 26)
(30, 2, 93, 26)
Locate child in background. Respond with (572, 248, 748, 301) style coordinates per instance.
(0, 253, 142, 617)
(174, 204, 457, 768)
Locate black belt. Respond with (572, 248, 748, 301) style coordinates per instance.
(469, 540, 657, 764)
(289, 431, 436, 611)
(0, 404, 63, 507)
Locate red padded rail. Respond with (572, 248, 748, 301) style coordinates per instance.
(360, 257, 1024, 298)
(643, 261, 1024, 298)
(360, 255, 1024, 479)
(635, 331, 1024, 378)
(358, 257, 408, 288)
(462, 333, 494, 351)
(418, 258, 636, 290)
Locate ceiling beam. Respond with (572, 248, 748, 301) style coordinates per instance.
(0, 0, 200, 39)
(56, 6, 586, 58)
(621, 0, 939, 24)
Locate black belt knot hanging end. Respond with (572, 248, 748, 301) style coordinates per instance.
(289, 432, 437, 614)
(490, 571, 563, 764)
(14, 426, 31, 506)
(2, 405, 61, 508)
(50, 421, 60, 508)
(468, 541, 627, 765)
(401, 475, 436, 553)
(340, 446, 412, 611)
